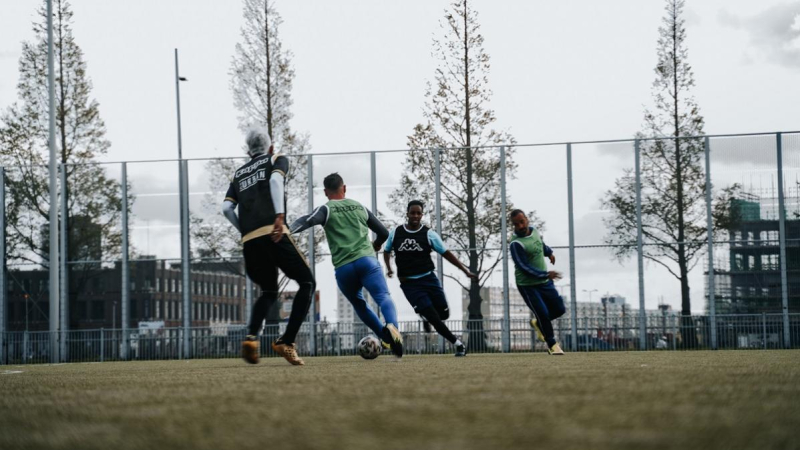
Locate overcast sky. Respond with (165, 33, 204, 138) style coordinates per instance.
(1, 1, 799, 321)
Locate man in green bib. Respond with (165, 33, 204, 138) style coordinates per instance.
(509, 209, 566, 355)
(290, 173, 403, 358)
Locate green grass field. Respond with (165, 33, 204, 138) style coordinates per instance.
(1, 351, 799, 450)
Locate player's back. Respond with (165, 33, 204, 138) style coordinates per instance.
(226, 153, 288, 240)
(324, 198, 374, 268)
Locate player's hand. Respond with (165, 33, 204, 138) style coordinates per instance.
(386, 269, 394, 278)
(372, 241, 382, 252)
(464, 270, 479, 281)
(547, 271, 563, 281)
(272, 214, 285, 243)
(549, 254, 556, 265)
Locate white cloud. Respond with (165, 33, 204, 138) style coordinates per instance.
(719, 3, 800, 69)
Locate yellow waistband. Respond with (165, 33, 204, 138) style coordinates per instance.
(242, 224, 290, 243)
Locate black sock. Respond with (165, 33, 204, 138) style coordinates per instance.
(418, 306, 458, 344)
(248, 291, 278, 336)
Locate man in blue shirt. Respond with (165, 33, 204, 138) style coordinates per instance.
(383, 200, 477, 356)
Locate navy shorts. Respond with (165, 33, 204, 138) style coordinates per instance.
(399, 272, 450, 320)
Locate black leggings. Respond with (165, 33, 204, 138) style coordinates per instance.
(244, 234, 316, 343)
(418, 306, 459, 344)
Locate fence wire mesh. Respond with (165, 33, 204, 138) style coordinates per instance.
(2, 131, 799, 364)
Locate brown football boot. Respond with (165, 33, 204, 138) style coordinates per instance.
(271, 340, 305, 366)
(242, 336, 259, 364)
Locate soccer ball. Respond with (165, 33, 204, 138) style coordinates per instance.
(358, 336, 381, 360)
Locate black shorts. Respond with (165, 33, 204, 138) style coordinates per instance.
(399, 272, 450, 320)
(243, 233, 314, 292)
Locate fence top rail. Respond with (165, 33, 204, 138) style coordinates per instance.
(2, 130, 796, 170)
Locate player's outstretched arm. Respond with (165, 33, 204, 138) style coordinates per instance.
(382, 228, 396, 277)
(443, 251, 478, 280)
(365, 209, 389, 251)
(383, 251, 394, 278)
(289, 205, 328, 234)
(543, 242, 556, 264)
(221, 200, 240, 232)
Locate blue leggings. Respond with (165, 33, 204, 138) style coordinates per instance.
(335, 256, 399, 336)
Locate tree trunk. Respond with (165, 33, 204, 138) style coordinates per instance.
(461, 0, 486, 351)
(264, 0, 274, 139)
(670, 5, 696, 348)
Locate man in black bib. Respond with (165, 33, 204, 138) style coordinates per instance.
(383, 200, 476, 356)
(221, 126, 315, 366)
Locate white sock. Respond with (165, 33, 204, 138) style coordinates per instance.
(455, 339, 464, 347)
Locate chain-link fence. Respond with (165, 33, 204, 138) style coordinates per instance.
(1, 131, 799, 364)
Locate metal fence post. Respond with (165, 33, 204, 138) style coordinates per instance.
(704, 137, 717, 350)
(776, 133, 790, 349)
(0, 167, 5, 365)
(369, 151, 379, 322)
(434, 148, 444, 293)
(566, 143, 578, 351)
(100, 328, 104, 363)
(762, 312, 767, 350)
(308, 154, 317, 356)
(59, 164, 68, 362)
(635, 139, 647, 350)
(46, 0, 60, 366)
(179, 160, 192, 358)
(120, 163, 130, 360)
(500, 146, 510, 353)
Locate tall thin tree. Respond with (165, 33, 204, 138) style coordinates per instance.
(389, 0, 540, 350)
(602, 0, 739, 346)
(0, 0, 127, 326)
(192, 0, 321, 320)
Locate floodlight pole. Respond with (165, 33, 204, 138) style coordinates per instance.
(180, 160, 191, 358)
(174, 49, 185, 161)
(47, 0, 61, 363)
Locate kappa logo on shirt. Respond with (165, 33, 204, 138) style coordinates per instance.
(398, 238, 424, 252)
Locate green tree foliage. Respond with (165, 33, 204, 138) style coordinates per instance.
(0, 1, 126, 313)
(192, 0, 322, 302)
(389, 0, 540, 350)
(602, 0, 740, 345)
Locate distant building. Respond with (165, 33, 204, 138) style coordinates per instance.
(706, 191, 800, 314)
(5, 257, 320, 332)
(461, 286, 530, 322)
(463, 287, 680, 349)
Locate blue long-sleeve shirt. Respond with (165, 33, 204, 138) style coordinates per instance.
(509, 227, 552, 280)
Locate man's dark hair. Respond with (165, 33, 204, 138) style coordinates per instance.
(509, 209, 526, 220)
(407, 200, 425, 212)
(323, 173, 344, 191)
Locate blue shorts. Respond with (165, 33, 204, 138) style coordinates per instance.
(399, 273, 450, 320)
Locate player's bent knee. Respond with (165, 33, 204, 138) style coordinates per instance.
(551, 304, 566, 320)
